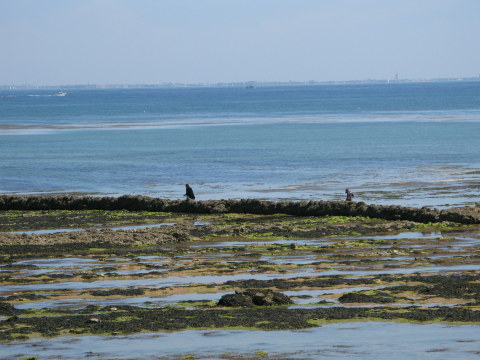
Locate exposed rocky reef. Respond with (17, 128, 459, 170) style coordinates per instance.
(1, 195, 479, 224)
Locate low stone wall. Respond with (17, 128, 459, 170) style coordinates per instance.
(0, 195, 478, 224)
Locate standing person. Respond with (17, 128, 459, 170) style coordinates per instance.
(345, 188, 354, 201)
(184, 184, 195, 200)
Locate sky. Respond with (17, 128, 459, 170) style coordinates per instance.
(1, 0, 479, 85)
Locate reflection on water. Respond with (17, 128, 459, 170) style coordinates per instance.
(10, 228, 85, 234)
(13, 257, 98, 268)
(369, 231, 442, 240)
(0, 270, 318, 293)
(191, 238, 328, 248)
(2, 263, 479, 297)
(1, 322, 479, 360)
(10, 222, 177, 235)
(15, 292, 229, 310)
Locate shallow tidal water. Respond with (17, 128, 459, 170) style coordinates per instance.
(2, 229, 480, 302)
(1, 217, 480, 358)
(1, 83, 480, 208)
(2, 322, 479, 360)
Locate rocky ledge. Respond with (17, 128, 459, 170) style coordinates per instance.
(0, 195, 479, 224)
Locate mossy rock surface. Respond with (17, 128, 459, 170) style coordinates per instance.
(338, 292, 395, 304)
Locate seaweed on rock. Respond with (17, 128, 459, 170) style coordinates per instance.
(0, 195, 478, 224)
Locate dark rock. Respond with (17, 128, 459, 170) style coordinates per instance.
(217, 289, 293, 307)
(6, 316, 19, 323)
(217, 293, 254, 307)
(6, 293, 46, 301)
(0, 302, 16, 315)
(171, 231, 190, 242)
(338, 292, 394, 304)
(89, 288, 145, 297)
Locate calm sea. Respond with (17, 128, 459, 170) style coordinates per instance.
(1, 82, 479, 208)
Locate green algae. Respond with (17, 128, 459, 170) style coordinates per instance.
(254, 351, 269, 357)
(328, 238, 389, 248)
(113, 316, 141, 322)
(177, 301, 216, 308)
(88, 247, 107, 252)
(411, 222, 471, 231)
(0, 209, 181, 232)
(245, 243, 326, 253)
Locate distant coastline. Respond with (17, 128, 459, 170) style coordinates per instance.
(2, 76, 480, 90)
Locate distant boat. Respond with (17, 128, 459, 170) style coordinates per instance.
(53, 91, 67, 96)
(246, 85, 256, 89)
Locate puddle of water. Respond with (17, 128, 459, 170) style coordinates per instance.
(451, 236, 480, 247)
(134, 255, 168, 260)
(110, 223, 176, 231)
(261, 254, 324, 265)
(9, 258, 102, 277)
(1, 322, 479, 360)
(0, 270, 320, 294)
(15, 286, 405, 311)
(370, 231, 443, 240)
(111, 269, 167, 275)
(14, 292, 227, 310)
(10, 228, 86, 234)
(13, 258, 99, 268)
(329, 264, 480, 276)
(7, 257, 133, 277)
(192, 238, 329, 248)
(194, 221, 210, 226)
(10, 222, 177, 234)
(174, 253, 236, 260)
(4, 264, 478, 297)
(7, 257, 159, 277)
(3, 259, 480, 295)
(285, 286, 378, 304)
(190, 231, 480, 259)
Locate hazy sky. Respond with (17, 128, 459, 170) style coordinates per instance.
(1, 0, 479, 85)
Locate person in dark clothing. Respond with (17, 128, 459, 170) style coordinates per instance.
(184, 184, 195, 200)
(345, 188, 354, 201)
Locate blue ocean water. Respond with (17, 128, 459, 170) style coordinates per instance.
(1, 82, 479, 208)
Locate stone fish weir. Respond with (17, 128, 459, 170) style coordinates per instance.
(0, 195, 479, 224)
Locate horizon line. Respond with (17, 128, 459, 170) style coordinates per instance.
(2, 75, 480, 89)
